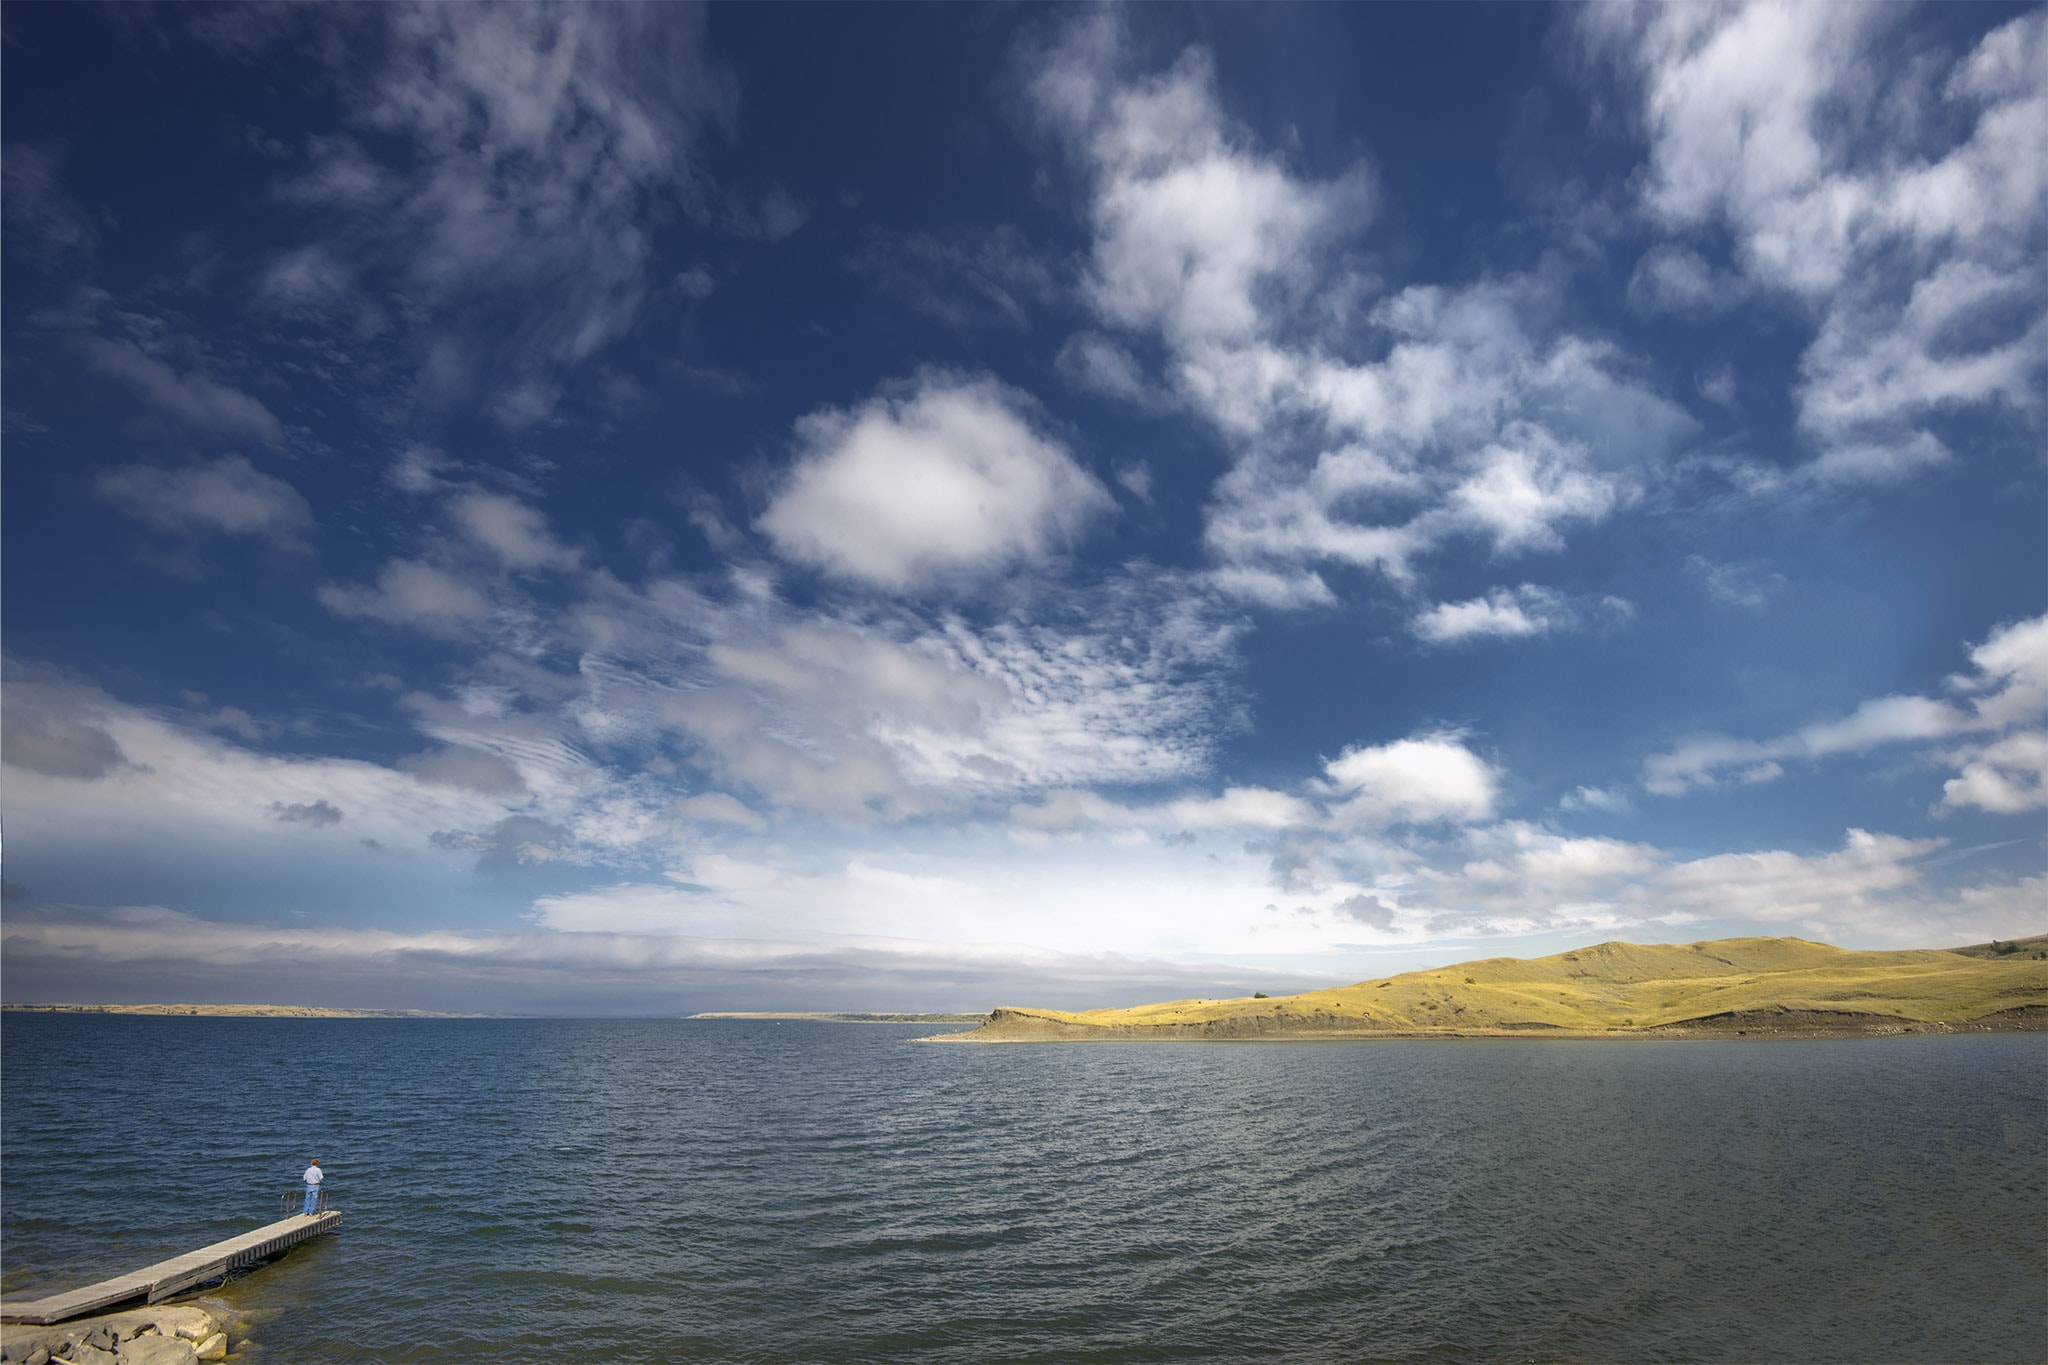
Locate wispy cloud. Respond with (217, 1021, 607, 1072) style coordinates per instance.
(96, 456, 312, 549)
(1644, 613, 2048, 808)
(1411, 585, 1630, 645)
(244, 2, 738, 427)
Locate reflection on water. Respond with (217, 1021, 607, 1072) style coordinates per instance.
(4, 1016, 2043, 1363)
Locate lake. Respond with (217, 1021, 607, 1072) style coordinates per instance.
(3, 1016, 2042, 1363)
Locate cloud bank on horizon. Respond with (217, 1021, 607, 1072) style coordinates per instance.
(3, 2, 2042, 1013)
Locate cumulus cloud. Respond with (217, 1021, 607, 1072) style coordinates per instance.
(1413, 586, 1562, 643)
(1026, 19, 1693, 601)
(1320, 732, 1499, 828)
(96, 456, 313, 549)
(758, 374, 1115, 592)
(1940, 732, 2047, 815)
(1587, 3, 2048, 481)
(1333, 893, 1396, 931)
(319, 559, 496, 638)
(449, 490, 580, 572)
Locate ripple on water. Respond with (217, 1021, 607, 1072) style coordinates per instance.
(3, 1020, 2044, 1362)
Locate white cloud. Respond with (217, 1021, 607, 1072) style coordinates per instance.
(1940, 731, 2048, 815)
(1055, 331, 1154, 405)
(758, 374, 1114, 592)
(0, 902, 1337, 1014)
(670, 792, 765, 832)
(1414, 588, 1555, 643)
(1448, 429, 1619, 554)
(449, 490, 580, 572)
(1626, 243, 1743, 316)
(1027, 21, 1692, 602)
(1685, 554, 1784, 609)
(1030, 28, 1372, 351)
(1589, 4, 2048, 480)
(2, 143, 98, 265)
(1409, 585, 1630, 650)
(1008, 784, 1314, 836)
(82, 338, 285, 447)
(1412, 584, 1630, 645)
(96, 456, 313, 549)
(1559, 785, 1632, 815)
(1205, 565, 1337, 610)
(1405, 821, 2039, 949)
(399, 745, 529, 798)
(1645, 613, 2048, 802)
(1321, 732, 1499, 827)
(318, 559, 496, 638)
(1, 671, 524, 856)
(257, 2, 738, 427)
(1655, 828, 1943, 930)
(1953, 612, 2048, 729)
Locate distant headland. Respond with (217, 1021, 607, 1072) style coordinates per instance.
(0, 1003, 485, 1018)
(929, 935, 2048, 1043)
(689, 1012, 991, 1023)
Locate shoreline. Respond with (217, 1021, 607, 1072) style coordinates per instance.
(923, 1003, 2048, 1043)
(688, 1011, 989, 1023)
(0, 1303, 235, 1364)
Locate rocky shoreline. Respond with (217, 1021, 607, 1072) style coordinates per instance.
(0, 1305, 236, 1365)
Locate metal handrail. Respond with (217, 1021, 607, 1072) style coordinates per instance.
(281, 1186, 333, 1218)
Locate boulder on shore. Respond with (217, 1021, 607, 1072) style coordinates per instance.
(0, 1305, 229, 1365)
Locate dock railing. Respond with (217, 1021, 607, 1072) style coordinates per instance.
(281, 1186, 333, 1218)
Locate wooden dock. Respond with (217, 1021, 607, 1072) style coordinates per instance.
(0, 1210, 342, 1325)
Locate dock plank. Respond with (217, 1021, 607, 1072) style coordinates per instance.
(0, 1210, 342, 1325)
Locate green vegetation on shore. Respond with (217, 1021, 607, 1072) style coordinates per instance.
(937, 936, 2048, 1042)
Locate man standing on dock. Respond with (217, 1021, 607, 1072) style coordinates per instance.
(301, 1158, 323, 1216)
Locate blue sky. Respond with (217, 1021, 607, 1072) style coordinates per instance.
(3, 2, 2043, 1015)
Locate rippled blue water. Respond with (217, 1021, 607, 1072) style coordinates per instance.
(3, 1017, 2043, 1363)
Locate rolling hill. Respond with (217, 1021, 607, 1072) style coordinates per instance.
(935, 936, 2048, 1042)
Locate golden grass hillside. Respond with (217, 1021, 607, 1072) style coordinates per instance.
(936, 936, 2048, 1042)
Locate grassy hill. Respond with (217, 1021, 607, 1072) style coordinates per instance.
(938, 936, 2048, 1042)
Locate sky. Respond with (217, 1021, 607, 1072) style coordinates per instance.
(2, 2, 2043, 1015)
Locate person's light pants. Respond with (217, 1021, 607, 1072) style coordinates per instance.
(303, 1184, 321, 1216)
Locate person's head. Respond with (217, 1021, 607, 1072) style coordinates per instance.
(310, 1158, 320, 1166)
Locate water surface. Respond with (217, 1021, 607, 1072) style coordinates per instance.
(4, 1017, 2041, 1362)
